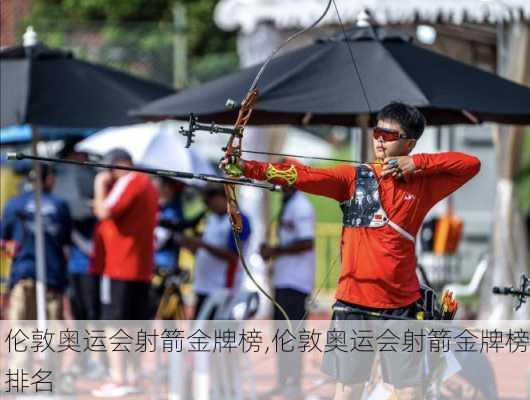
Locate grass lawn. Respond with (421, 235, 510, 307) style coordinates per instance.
(516, 129, 530, 213)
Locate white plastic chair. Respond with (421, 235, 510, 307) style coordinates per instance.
(443, 255, 489, 298)
(191, 289, 259, 400)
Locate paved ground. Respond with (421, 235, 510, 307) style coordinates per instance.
(1, 297, 529, 399)
(57, 348, 526, 399)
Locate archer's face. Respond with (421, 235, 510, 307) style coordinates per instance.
(373, 119, 416, 160)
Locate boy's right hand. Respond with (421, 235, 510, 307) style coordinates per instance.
(381, 156, 416, 178)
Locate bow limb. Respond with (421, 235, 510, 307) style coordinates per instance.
(331, 0, 372, 113)
(249, 0, 333, 92)
(223, 89, 259, 234)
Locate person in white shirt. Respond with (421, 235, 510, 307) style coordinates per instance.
(181, 184, 251, 320)
(260, 181, 316, 394)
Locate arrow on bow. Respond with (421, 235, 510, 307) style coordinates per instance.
(5, 153, 283, 191)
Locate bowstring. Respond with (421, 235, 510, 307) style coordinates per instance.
(231, 0, 337, 330)
(230, 195, 293, 333)
(294, 3, 382, 326)
(331, 0, 372, 114)
(294, 253, 340, 332)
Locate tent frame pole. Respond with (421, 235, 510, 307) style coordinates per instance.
(31, 126, 48, 327)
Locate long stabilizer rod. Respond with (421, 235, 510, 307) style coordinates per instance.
(6, 152, 282, 192)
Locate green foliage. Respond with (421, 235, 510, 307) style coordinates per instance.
(188, 52, 239, 85)
(32, 0, 174, 23)
(25, 0, 237, 85)
(178, 0, 236, 58)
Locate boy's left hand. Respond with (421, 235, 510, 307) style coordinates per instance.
(218, 156, 244, 177)
(381, 156, 416, 178)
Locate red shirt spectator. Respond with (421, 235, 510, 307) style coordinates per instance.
(92, 172, 158, 282)
(90, 149, 158, 321)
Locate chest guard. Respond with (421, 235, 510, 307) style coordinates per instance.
(340, 165, 415, 242)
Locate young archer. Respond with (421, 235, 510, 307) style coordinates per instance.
(221, 102, 481, 400)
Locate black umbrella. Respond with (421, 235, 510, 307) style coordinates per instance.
(1, 44, 174, 128)
(133, 27, 530, 126)
(0, 42, 174, 323)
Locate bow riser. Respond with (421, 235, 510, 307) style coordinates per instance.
(223, 89, 259, 234)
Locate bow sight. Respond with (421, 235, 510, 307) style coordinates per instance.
(179, 114, 244, 148)
(179, 98, 242, 148)
(492, 274, 530, 311)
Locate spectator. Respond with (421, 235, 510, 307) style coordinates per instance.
(91, 148, 158, 319)
(53, 149, 101, 321)
(52, 148, 103, 376)
(90, 148, 158, 398)
(150, 177, 185, 317)
(1, 164, 71, 320)
(153, 177, 185, 273)
(260, 178, 315, 396)
(181, 184, 251, 320)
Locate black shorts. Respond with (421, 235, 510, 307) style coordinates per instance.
(274, 287, 308, 321)
(68, 273, 101, 320)
(102, 279, 151, 320)
(320, 300, 426, 389)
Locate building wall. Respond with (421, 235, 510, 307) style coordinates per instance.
(1, 0, 32, 48)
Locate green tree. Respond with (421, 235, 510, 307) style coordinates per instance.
(25, 0, 238, 85)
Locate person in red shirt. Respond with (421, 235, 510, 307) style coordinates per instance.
(92, 148, 158, 318)
(222, 102, 481, 400)
(90, 148, 159, 397)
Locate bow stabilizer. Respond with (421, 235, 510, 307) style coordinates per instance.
(493, 273, 530, 311)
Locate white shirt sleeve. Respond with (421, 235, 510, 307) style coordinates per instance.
(292, 194, 315, 240)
